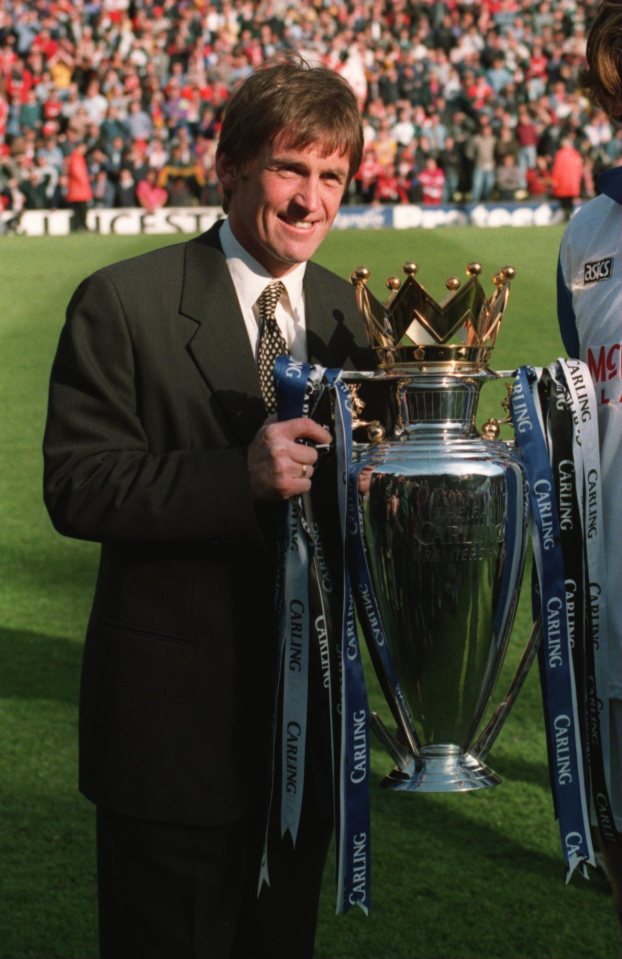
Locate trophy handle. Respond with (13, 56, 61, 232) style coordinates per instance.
(478, 370, 517, 440)
(472, 366, 540, 762)
(370, 711, 418, 775)
(470, 618, 542, 761)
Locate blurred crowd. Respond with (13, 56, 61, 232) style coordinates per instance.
(1, 0, 620, 229)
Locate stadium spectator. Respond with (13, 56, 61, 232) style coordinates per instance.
(468, 116, 497, 203)
(19, 159, 49, 208)
(36, 129, 63, 170)
(526, 154, 553, 197)
(495, 153, 523, 201)
(391, 106, 416, 148)
(157, 142, 205, 206)
(551, 135, 584, 219)
(419, 155, 445, 205)
(373, 162, 409, 204)
(64, 138, 92, 231)
(439, 135, 464, 202)
(82, 80, 108, 127)
(371, 120, 398, 171)
(515, 103, 540, 186)
(114, 166, 137, 207)
(18, 88, 41, 133)
(486, 54, 514, 96)
(136, 166, 168, 213)
(91, 167, 115, 208)
(494, 126, 520, 166)
(0, 175, 25, 231)
(353, 146, 382, 205)
(125, 98, 152, 142)
(583, 106, 614, 148)
(145, 132, 170, 171)
(100, 105, 129, 147)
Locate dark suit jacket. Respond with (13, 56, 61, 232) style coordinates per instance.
(43, 222, 374, 827)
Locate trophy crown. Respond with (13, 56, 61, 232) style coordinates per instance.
(350, 261, 515, 371)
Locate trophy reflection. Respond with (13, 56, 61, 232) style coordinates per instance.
(350, 262, 530, 792)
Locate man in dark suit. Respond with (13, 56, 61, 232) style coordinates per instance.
(43, 60, 371, 959)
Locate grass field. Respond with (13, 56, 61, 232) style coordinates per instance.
(1, 225, 618, 959)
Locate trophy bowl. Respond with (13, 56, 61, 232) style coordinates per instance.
(350, 262, 529, 792)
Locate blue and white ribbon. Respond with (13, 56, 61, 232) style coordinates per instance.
(511, 365, 594, 877)
(258, 357, 323, 890)
(555, 359, 618, 848)
(329, 373, 372, 915)
(261, 364, 412, 915)
(511, 367, 593, 875)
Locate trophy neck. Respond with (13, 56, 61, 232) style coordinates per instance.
(398, 371, 486, 439)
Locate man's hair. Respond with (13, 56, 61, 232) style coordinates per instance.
(216, 57, 363, 205)
(581, 1, 622, 120)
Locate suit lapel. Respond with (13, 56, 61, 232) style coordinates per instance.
(178, 229, 372, 444)
(179, 224, 266, 444)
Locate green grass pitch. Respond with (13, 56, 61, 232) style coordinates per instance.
(1, 226, 618, 958)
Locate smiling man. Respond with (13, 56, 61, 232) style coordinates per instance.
(43, 59, 370, 959)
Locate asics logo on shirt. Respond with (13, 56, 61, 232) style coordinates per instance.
(584, 257, 613, 283)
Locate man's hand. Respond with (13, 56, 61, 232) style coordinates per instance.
(248, 418, 332, 502)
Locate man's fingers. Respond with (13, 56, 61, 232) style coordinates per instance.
(248, 417, 330, 502)
(265, 417, 332, 446)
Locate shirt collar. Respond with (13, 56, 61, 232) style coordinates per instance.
(219, 217, 307, 315)
(596, 166, 622, 205)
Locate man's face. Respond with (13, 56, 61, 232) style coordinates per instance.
(217, 133, 350, 277)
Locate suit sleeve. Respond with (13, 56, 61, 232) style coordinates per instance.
(43, 271, 265, 545)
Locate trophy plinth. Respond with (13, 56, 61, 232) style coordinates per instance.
(382, 744, 501, 793)
(351, 262, 528, 793)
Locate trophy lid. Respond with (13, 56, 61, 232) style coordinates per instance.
(350, 261, 515, 372)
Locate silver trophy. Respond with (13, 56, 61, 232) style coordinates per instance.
(350, 262, 533, 793)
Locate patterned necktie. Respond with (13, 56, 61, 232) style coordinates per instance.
(257, 280, 288, 414)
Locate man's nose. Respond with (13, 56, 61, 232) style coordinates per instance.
(293, 176, 320, 210)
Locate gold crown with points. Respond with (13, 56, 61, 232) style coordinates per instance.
(350, 261, 515, 371)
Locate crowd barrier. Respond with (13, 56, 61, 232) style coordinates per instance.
(0, 200, 569, 237)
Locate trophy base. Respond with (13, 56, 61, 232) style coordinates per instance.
(380, 743, 501, 793)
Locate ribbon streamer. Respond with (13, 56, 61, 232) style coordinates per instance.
(262, 364, 411, 915)
(511, 363, 596, 877)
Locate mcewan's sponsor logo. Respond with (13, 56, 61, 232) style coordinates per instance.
(587, 343, 622, 383)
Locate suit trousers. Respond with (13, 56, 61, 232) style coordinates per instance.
(96, 780, 333, 959)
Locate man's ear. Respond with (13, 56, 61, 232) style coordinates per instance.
(216, 152, 237, 190)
